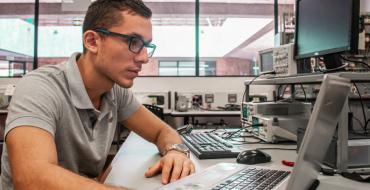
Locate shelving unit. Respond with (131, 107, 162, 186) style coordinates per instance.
(244, 72, 370, 172)
(277, 13, 295, 45)
(364, 15, 370, 55)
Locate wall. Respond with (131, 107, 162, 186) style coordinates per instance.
(361, 0, 370, 13)
(0, 78, 20, 87)
(0, 76, 275, 105)
(132, 77, 269, 94)
(0, 76, 274, 128)
(131, 77, 274, 111)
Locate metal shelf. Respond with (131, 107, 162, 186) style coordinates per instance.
(245, 72, 370, 86)
(243, 72, 370, 172)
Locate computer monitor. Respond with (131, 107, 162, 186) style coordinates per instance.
(295, 0, 360, 69)
(258, 48, 273, 72)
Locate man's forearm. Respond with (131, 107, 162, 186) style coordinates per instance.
(12, 162, 125, 190)
(155, 126, 183, 155)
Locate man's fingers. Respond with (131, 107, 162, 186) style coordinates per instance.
(144, 161, 161, 177)
(190, 163, 195, 174)
(170, 159, 183, 183)
(180, 161, 191, 178)
(161, 158, 173, 184)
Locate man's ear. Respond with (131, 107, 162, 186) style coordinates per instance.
(83, 31, 100, 54)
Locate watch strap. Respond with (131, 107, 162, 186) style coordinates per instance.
(162, 144, 190, 157)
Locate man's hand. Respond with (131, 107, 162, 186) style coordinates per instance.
(144, 151, 195, 184)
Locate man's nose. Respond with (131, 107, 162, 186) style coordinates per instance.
(135, 47, 149, 64)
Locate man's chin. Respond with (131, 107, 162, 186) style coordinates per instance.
(116, 79, 134, 88)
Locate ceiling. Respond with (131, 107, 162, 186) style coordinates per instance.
(0, 0, 295, 4)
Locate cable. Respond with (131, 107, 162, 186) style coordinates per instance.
(205, 127, 227, 134)
(341, 55, 370, 70)
(221, 128, 245, 140)
(349, 129, 370, 137)
(238, 134, 254, 138)
(348, 101, 367, 132)
(242, 71, 276, 103)
(353, 83, 368, 133)
(228, 139, 263, 145)
(366, 119, 370, 132)
(353, 116, 366, 131)
(242, 76, 259, 103)
(322, 63, 350, 73)
(321, 167, 370, 182)
(299, 84, 307, 101)
(314, 57, 350, 73)
(217, 127, 261, 141)
(279, 85, 289, 100)
(276, 85, 283, 101)
(256, 147, 297, 151)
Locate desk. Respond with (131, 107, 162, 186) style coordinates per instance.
(163, 109, 172, 115)
(171, 110, 240, 125)
(104, 132, 294, 189)
(104, 132, 370, 190)
(171, 110, 240, 116)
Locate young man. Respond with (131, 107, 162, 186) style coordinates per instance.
(1, 0, 194, 189)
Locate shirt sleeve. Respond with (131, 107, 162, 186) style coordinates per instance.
(114, 85, 141, 122)
(5, 74, 60, 140)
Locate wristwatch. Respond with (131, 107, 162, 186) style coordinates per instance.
(162, 144, 190, 158)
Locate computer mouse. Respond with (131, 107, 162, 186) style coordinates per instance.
(236, 149, 271, 165)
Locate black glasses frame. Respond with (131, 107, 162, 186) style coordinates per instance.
(93, 28, 156, 57)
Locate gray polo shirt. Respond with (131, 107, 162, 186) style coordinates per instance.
(1, 52, 141, 190)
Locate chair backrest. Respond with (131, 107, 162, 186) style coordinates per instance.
(143, 104, 164, 120)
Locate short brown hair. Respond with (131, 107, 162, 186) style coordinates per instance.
(82, 0, 152, 53)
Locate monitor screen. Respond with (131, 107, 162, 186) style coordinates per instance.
(259, 50, 273, 72)
(295, 0, 359, 59)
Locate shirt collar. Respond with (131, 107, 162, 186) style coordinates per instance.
(66, 52, 116, 110)
(65, 52, 94, 109)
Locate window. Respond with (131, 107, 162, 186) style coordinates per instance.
(199, 1, 275, 76)
(200, 61, 216, 76)
(38, 0, 84, 66)
(0, 0, 296, 77)
(143, 0, 282, 76)
(0, 0, 35, 77)
(141, 1, 196, 76)
(159, 61, 178, 76)
(159, 61, 196, 76)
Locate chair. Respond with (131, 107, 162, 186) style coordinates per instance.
(143, 104, 164, 120)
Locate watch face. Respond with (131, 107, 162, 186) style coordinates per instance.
(175, 144, 189, 152)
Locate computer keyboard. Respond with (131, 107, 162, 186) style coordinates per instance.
(181, 132, 239, 159)
(211, 167, 290, 190)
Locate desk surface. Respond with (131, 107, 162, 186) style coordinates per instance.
(0, 108, 241, 116)
(171, 110, 240, 116)
(105, 132, 369, 190)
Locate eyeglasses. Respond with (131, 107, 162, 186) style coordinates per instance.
(93, 28, 156, 58)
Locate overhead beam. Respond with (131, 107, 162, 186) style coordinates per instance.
(224, 20, 274, 57)
(0, 2, 293, 17)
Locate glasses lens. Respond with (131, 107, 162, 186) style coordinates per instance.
(147, 46, 155, 58)
(128, 36, 156, 57)
(129, 37, 144, 53)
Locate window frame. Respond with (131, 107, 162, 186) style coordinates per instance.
(0, 0, 279, 77)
